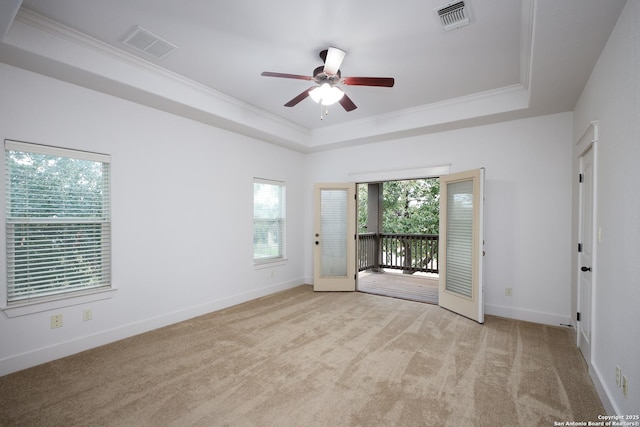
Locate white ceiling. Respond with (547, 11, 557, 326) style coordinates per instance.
(0, 0, 627, 151)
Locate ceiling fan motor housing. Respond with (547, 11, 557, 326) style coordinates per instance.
(313, 66, 341, 85)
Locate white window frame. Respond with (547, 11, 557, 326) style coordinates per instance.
(2, 140, 115, 317)
(253, 178, 286, 266)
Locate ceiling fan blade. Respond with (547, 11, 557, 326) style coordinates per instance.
(284, 87, 316, 107)
(339, 93, 357, 112)
(323, 47, 346, 76)
(342, 77, 395, 87)
(261, 71, 313, 81)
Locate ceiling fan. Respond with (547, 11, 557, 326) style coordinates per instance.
(261, 47, 395, 113)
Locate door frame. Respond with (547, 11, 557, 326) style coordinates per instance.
(574, 121, 598, 364)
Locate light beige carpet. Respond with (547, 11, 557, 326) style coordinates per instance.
(0, 285, 603, 426)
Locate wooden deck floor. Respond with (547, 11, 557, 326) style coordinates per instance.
(357, 271, 439, 304)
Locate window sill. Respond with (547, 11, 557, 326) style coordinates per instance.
(1, 287, 117, 318)
(254, 258, 288, 269)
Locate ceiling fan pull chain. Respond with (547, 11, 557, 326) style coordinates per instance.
(320, 105, 331, 120)
(320, 104, 329, 120)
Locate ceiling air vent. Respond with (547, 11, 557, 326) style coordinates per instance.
(436, 1, 471, 32)
(121, 26, 178, 60)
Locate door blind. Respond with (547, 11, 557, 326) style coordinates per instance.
(445, 179, 473, 298)
(319, 188, 348, 276)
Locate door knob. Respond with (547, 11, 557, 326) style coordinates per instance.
(581, 266, 591, 272)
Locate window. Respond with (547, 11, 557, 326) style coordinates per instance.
(253, 178, 285, 264)
(4, 140, 111, 304)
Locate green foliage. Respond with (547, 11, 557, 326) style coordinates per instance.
(357, 183, 369, 233)
(383, 179, 439, 234)
(358, 179, 440, 234)
(9, 151, 106, 218)
(253, 182, 284, 259)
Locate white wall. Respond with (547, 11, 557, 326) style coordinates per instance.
(0, 63, 306, 375)
(572, 0, 640, 414)
(305, 112, 575, 326)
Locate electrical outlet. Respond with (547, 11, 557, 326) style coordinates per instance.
(616, 366, 621, 387)
(51, 314, 63, 329)
(83, 309, 93, 321)
(622, 375, 628, 397)
(505, 287, 512, 296)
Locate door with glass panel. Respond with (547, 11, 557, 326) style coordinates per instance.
(438, 169, 485, 323)
(313, 183, 356, 291)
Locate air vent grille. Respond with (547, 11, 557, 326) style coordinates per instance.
(436, 1, 471, 32)
(121, 26, 177, 60)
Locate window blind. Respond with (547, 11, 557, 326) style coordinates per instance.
(253, 178, 285, 263)
(5, 140, 111, 303)
(445, 179, 473, 298)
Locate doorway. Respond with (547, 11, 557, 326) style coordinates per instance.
(575, 123, 598, 365)
(356, 178, 440, 304)
(313, 167, 484, 323)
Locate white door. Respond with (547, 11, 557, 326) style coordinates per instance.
(578, 146, 595, 362)
(438, 168, 485, 323)
(313, 183, 356, 291)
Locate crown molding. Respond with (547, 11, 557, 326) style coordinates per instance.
(4, 6, 537, 153)
(16, 9, 301, 125)
(8, 8, 310, 145)
(308, 83, 529, 149)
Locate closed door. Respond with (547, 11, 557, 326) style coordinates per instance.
(313, 183, 356, 291)
(578, 146, 594, 362)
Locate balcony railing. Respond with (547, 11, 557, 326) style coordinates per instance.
(358, 233, 439, 274)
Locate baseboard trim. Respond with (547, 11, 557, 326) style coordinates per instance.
(590, 360, 617, 415)
(0, 279, 304, 376)
(485, 303, 571, 327)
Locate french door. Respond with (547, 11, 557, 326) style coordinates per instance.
(438, 168, 485, 323)
(313, 183, 356, 291)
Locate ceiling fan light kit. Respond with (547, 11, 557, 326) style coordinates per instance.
(261, 46, 394, 119)
(309, 83, 344, 106)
